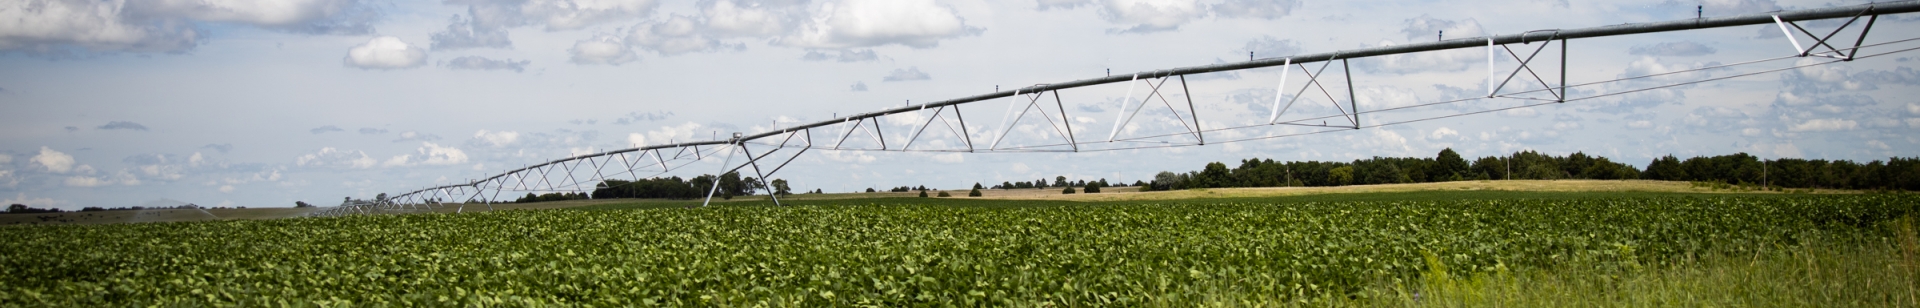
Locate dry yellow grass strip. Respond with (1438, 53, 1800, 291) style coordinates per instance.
(0, 180, 1850, 226)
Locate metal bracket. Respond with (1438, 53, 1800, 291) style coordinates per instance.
(1109, 75, 1204, 143)
(989, 88, 1077, 150)
(1489, 34, 1566, 101)
(1273, 55, 1359, 129)
(1773, 10, 1879, 60)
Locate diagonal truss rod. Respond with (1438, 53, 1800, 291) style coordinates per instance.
(1774, 9, 1880, 60)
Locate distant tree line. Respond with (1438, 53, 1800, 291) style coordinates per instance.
(8, 204, 61, 214)
(79, 204, 207, 211)
(1643, 154, 1920, 190)
(1140, 148, 1919, 191)
(7, 204, 216, 214)
(516, 192, 590, 203)
(559, 172, 773, 202)
(886, 186, 929, 193)
(992, 176, 1121, 190)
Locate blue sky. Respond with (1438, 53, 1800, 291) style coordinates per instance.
(1, 0, 1916, 209)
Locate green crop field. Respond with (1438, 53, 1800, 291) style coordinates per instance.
(2, 193, 1916, 306)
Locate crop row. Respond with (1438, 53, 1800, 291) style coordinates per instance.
(0, 195, 1911, 306)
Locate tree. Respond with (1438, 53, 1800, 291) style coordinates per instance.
(1644, 155, 1687, 181)
(968, 187, 983, 197)
(716, 172, 754, 198)
(865, 187, 877, 193)
(1001, 182, 1014, 190)
(1329, 166, 1355, 185)
(1147, 171, 1177, 191)
(1435, 148, 1469, 180)
(770, 179, 792, 196)
(1470, 156, 1507, 180)
(973, 183, 984, 190)
(1054, 176, 1068, 187)
(919, 190, 929, 198)
(1198, 162, 1231, 188)
(691, 174, 717, 196)
(1084, 181, 1101, 193)
(1355, 160, 1410, 184)
(1062, 186, 1076, 194)
(10, 204, 60, 213)
(937, 191, 951, 197)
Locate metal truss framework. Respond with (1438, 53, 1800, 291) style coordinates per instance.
(322, 1, 1920, 216)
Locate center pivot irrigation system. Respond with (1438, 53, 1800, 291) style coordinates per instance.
(311, 1, 1920, 216)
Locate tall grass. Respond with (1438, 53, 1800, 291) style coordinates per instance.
(1344, 218, 1920, 307)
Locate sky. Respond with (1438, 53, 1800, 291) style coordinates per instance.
(1, 0, 1917, 210)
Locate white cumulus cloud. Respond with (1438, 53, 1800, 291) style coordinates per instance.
(625, 14, 740, 56)
(627, 132, 648, 147)
(343, 36, 427, 70)
(416, 142, 469, 165)
(480, 0, 659, 31)
(776, 0, 982, 49)
(883, 67, 931, 81)
(473, 130, 521, 147)
(65, 176, 110, 187)
(1427, 127, 1459, 140)
(640, 122, 705, 145)
(1099, 0, 1204, 33)
(1788, 118, 1857, 132)
(428, 0, 662, 50)
(31, 147, 76, 173)
(1210, 0, 1300, 20)
(384, 142, 469, 167)
(702, 0, 803, 37)
(296, 147, 376, 169)
(0, 0, 374, 56)
(568, 33, 638, 65)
